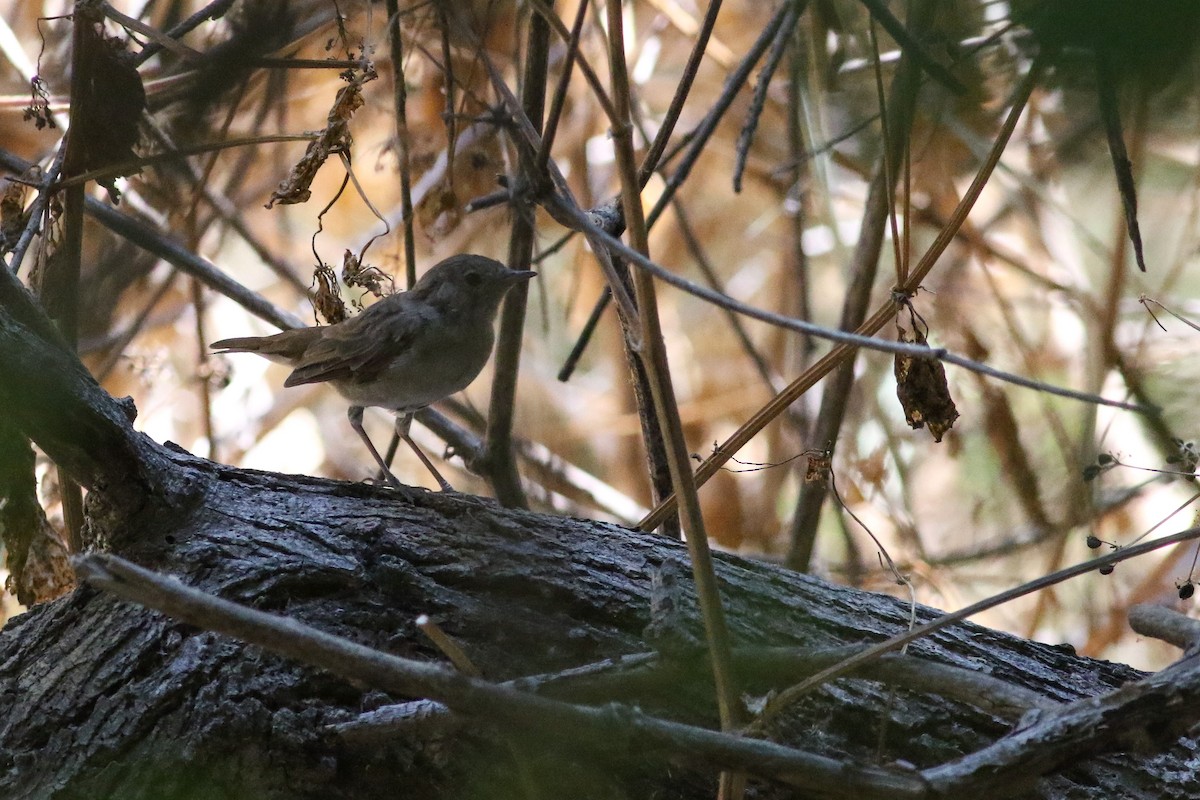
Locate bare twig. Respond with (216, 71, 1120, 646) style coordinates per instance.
(131, 0, 237, 66)
(637, 0, 727, 181)
(140, 120, 309, 294)
(416, 614, 482, 677)
(6, 148, 65, 276)
(732, 1, 800, 192)
(1128, 604, 1200, 653)
(752, 525, 1200, 729)
(532, 0, 589, 179)
(46, 3, 104, 552)
(544, 193, 1149, 414)
(336, 642, 1052, 743)
(923, 639, 1200, 797)
(476, 3, 553, 508)
(853, 0, 967, 94)
(386, 0, 417, 288)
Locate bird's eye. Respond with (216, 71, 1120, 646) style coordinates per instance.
(465, 271, 483, 287)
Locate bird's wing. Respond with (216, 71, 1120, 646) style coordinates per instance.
(282, 295, 429, 387)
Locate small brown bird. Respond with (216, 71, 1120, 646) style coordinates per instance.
(212, 254, 535, 490)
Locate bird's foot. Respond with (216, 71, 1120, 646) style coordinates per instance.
(369, 467, 407, 489)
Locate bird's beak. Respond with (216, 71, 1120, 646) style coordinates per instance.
(505, 269, 537, 282)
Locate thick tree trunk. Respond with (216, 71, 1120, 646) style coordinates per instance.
(0, 445, 1197, 799)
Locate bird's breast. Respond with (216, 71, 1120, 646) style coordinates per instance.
(331, 321, 495, 413)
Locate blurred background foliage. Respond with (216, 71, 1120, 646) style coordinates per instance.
(2, 0, 1200, 669)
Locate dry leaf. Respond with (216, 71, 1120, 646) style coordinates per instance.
(895, 323, 959, 442)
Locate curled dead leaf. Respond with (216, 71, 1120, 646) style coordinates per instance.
(895, 322, 959, 442)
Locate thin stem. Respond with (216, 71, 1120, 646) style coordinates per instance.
(602, 0, 742, 763)
(386, 0, 418, 289)
(479, 2, 554, 506)
(787, 0, 928, 571)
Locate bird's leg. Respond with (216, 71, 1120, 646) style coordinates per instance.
(395, 412, 454, 492)
(348, 406, 403, 488)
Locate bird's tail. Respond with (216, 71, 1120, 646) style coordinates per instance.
(211, 328, 319, 365)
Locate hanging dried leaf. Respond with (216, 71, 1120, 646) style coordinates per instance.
(894, 323, 959, 442)
(267, 67, 375, 208)
(0, 178, 28, 255)
(310, 262, 347, 324)
(804, 449, 832, 482)
(342, 251, 392, 297)
(22, 75, 55, 131)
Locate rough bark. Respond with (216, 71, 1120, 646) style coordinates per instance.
(0, 442, 1197, 798)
